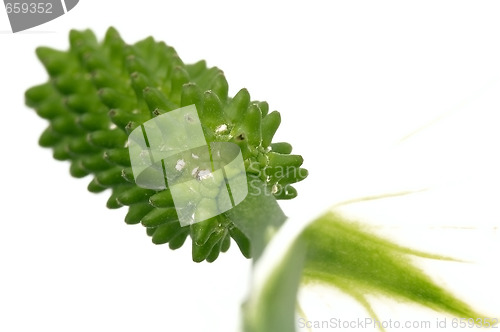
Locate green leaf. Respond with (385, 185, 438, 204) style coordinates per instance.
(302, 212, 482, 319)
(242, 209, 484, 332)
(243, 235, 306, 332)
(226, 176, 287, 260)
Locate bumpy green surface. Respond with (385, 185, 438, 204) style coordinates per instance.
(26, 27, 307, 262)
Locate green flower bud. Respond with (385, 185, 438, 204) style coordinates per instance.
(27, 28, 307, 262)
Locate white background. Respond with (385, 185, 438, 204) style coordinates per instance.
(1, 1, 500, 331)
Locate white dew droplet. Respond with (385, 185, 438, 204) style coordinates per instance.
(215, 124, 228, 134)
(197, 169, 212, 180)
(192, 167, 212, 181)
(175, 159, 186, 171)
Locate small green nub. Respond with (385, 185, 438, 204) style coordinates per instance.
(69, 160, 89, 178)
(196, 67, 222, 90)
(52, 115, 81, 135)
(256, 101, 269, 117)
(168, 230, 189, 250)
(148, 190, 174, 208)
(210, 73, 229, 103)
(125, 121, 140, 135)
(116, 187, 156, 206)
(180, 83, 203, 111)
(106, 184, 133, 209)
(185, 60, 207, 78)
(106, 189, 125, 209)
(170, 66, 190, 104)
(229, 226, 251, 258)
(36, 99, 65, 120)
(206, 240, 224, 263)
(143, 87, 176, 113)
(82, 52, 108, 72)
(152, 221, 182, 245)
(141, 207, 178, 227)
(92, 70, 122, 90)
(77, 113, 110, 131)
(267, 152, 303, 169)
(108, 109, 137, 130)
(69, 29, 98, 52)
(225, 88, 250, 122)
(87, 129, 127, 149)
(65, 94, 99, 114)
(130, 71, 153, 98)
(36, 47, 70, 77)
(87, 178, 107, 193)
(146, 227, 156, 237)
(192, 228, 225, 263)
(67, 137, 98, 155)
(125, 203, 154, 225)
(273, 185, 298, 200)
(261, 111, 281, 148)
(25, 83, 53, 107)
(201, 90, 225, 128)
(98, 88, 134, 109)
(190, 217, 219, 246)
(126, 54, 151, 77)
(52, 143, 71, 161)
(103, 147, 131, 166)
(81, 154, 112, 172)
(270, 142, 293, 154)
(221, 233, 231, 253)
(241, 104, 262, 146)
(121, 167, 135, 183)
(95, 167, 127, 187)
(278, 167, 308, 185)
(38, 127, 61, 147)
(103, 27, 126, 63)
